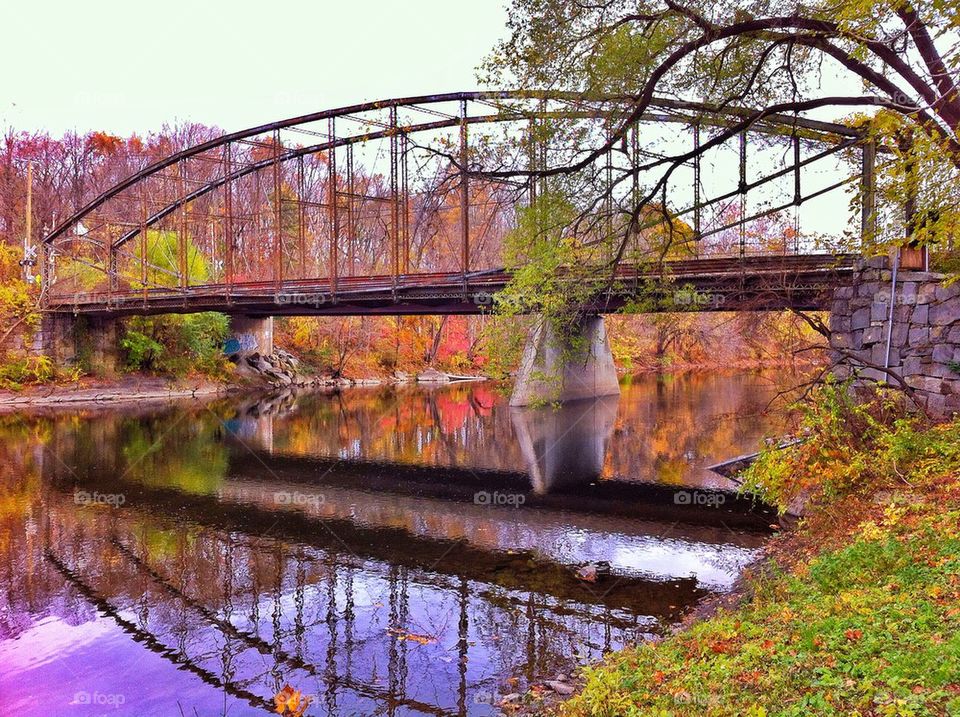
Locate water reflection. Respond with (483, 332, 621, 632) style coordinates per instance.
(0, 372, 789, 716)
(511, 397, 619, 493)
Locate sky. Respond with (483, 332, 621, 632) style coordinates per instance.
(2, 0, 509, 136)
(2, 0, 860, 237)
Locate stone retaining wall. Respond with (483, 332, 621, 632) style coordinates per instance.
(830, 257, 960, 417)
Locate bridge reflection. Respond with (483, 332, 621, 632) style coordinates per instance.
(0, 378, 782, 715)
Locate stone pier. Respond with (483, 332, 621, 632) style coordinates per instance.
(225, 316, 274, 356)
(510, 315, 620, 406)
(830, 257, 960, 417)
(37, 314, 121, 376)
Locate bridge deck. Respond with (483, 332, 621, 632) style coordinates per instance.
(46, 254, 857, 317)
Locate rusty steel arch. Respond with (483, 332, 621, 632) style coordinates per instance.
(39, 90, 869, 315)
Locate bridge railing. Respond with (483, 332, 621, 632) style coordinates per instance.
(39, 91, 871, 313)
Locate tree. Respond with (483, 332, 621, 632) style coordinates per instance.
(483, 0, 960, 256)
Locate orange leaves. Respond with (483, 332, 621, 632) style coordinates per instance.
(735, 670, 764, 687)
(89, 131, 123, 156)
(706, 636, 739, 655)
(844, 628, 863, 642)
(387, 627, 437, 645)
(274, 685, 312, 717)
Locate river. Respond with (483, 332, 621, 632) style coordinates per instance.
(0, 370, 794, 716)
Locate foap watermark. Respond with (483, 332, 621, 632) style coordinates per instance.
(673, 289, 726, 309)
(275, 291, 331, 309)
(70, 691, 126, 708)
(474, 490, 526, 507)
(74, 490, 126, 508)
(472, 291, 494, 307)
(674, 490, 726, 508)
(274, 491, 325, 509)
(873, 291, 919, 306)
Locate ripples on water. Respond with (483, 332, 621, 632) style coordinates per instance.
(0, 371, 792, 716)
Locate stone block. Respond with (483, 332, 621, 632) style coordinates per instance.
(943, 393, 960, 414)
(862, 325, 884, 345)
(931, 362, 960, 379)
(908, 327, 930, 345)
(833, 285, 854, 300)
(902, 356, 923, 376)
(833, 365, 853, 381)
(932, 344, 958, 364)
(912, 304, 929, 325)
(936, 283, 960, 302)
(906, 375, 945, 394)
(860, 367, 887, 383)
(898, 271, 938, 283)
(898, 281, 919, 300)
(917, 283, 938, 304)
(830, 332, 852, 349)
(830, 299, 849, 316)
(892, 322, 910, 347)
(858, 281, 881, 298)
(870, 343, 888, 367)
(852, 307, 871, 330)
(930, 298, 960, 326)
(945, 380, 960, 395)
(926, 393, 948, 417)
(865, 256, 889, 269)
(871, 301, 889, 322)
(829, 314, 851, 333)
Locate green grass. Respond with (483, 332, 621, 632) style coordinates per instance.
(555, 389, 960, 717)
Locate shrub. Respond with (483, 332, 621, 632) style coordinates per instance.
(0, 355, 54, 390)
(120, 313, 230, 378)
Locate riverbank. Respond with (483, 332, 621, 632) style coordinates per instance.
(0, 368, 485, 412)
(0, 376, 240, 413)
(514, 385, 960, 716)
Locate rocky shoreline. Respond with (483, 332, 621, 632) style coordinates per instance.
(0, 346, 489, 412)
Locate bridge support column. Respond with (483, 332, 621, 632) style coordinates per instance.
(830, 256, 960, 418)
(510, 315, 620, 406)
(226, 316, 274, 356)
(40, 314, 120, 377)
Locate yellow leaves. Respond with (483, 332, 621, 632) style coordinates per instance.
(274, 685, 312, 717)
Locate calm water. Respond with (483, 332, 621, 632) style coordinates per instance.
(0, 371, 791, 717)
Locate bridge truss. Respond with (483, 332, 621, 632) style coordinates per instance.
(39, 91, 873, 315)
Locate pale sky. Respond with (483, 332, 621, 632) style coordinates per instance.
(4, 0, 861, 238)
(3, 0, 509, 136)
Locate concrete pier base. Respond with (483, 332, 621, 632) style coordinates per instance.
(510, 315, 620, 406)
(226, 316, 274, 356)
